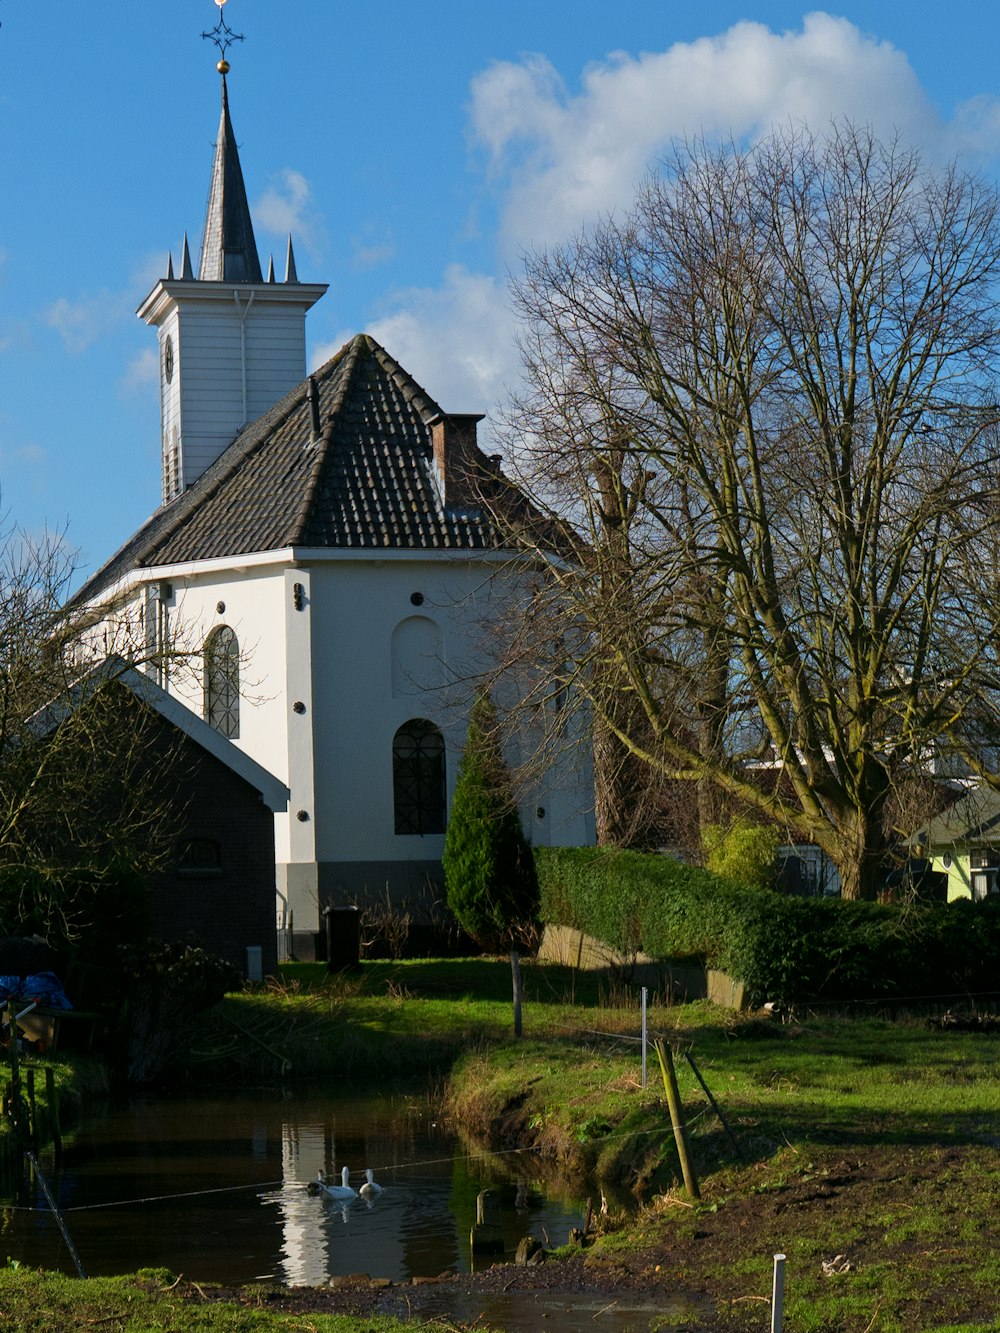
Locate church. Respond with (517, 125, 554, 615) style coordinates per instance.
(71, 62, 595, 955)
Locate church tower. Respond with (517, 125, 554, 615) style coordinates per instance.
(137, 69, 327, 503)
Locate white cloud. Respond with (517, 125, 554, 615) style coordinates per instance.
(121, 346, 159, 395)
(468, 12, 993, 252)
(254, 169, 325, 260)
(351, 230, 397, 272)
(0, 427, 46, 471)
(7, 444, 46, 466)
(323, 15, 1000, 449)
(43, 291, 127, 354)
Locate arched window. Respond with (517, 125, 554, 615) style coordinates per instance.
(393, 719, 446, 834)
(204, 625, 239, 738)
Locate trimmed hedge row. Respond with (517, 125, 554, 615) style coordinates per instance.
(535, 845, 1000, 1005)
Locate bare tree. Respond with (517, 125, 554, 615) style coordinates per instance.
(0, 528, 188, 943)
(498, 123, 1000, 900)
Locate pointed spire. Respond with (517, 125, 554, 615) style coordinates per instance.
(166, 253, 175, 280)
(198, 74, 262, 283)
(284, 235, 298, 284)
(266, 254, 275, 283)
(181, 232, 194, 280)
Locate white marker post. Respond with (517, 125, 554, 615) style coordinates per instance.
(771, 1252, 786, 1333)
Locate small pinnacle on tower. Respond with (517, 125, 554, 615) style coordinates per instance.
(285, 236, 299, 284)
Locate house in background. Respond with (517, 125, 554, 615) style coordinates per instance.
(918, 787, 1000, 902)
(71, 68, 595, 956)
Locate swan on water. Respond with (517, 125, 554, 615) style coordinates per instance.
(325, 1166, 357, 1201)
(359, 1167, 383, 1199)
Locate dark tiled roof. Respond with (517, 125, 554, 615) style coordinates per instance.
(73, 335, 507, 605)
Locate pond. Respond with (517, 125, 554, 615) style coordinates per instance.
(6, 1085, 604, 1288)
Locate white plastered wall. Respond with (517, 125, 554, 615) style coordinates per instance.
(83, 545, 595, 931)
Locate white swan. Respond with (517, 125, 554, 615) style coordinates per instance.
(325, 1166, 357, 1201)
(359, 1167, 383, 1199)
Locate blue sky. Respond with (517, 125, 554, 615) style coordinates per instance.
(3, 1, 1000, 585)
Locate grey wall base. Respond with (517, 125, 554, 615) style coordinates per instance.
(537, 923, 748, 1010)
(278, 859, 445, 933)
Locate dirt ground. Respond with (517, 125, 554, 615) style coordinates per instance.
(199, 1141, 1000, 1331)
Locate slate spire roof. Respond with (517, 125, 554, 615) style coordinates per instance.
(198, 75, 262, 283)
(73, 336, 517, 606)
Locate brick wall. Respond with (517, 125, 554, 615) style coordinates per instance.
(144, 720, 278, 977)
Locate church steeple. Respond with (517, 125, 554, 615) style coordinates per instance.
(198, 75, 263, 283)
(137, 27, 327, 504)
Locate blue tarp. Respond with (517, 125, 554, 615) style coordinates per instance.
(0, 972, 72, 1010)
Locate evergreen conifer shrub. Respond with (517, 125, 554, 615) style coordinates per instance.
(442, 696, 539, 950)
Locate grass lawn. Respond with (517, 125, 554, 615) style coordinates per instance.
(0, 1267, 415, 1332)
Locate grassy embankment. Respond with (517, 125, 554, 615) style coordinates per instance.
(190, 958, 1000, 1331)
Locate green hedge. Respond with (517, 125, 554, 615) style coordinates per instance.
(535, 846, 1000, 1005)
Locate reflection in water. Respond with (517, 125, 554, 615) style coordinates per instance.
(4, 1088, 588, 1288)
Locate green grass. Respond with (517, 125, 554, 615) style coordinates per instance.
(0, 1268, 415, 1331)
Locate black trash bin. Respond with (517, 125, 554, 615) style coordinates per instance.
(323, 906, 360, 971)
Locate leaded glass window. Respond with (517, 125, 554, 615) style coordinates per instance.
(393, 719, 446, 834)
(204, 625, 240, 739)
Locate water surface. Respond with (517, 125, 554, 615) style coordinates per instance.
(9, 1086, 591, 1287)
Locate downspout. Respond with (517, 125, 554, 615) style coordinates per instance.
(233, 290, 256, 426)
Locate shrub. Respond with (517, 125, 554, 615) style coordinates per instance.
(535, 845, 1000, 1005)
(702, 817, 779, 890)
(443, 697, 538, 950)
(115, 935, 240, 1083)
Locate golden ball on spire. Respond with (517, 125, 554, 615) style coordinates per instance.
(217, 59, 230, 74)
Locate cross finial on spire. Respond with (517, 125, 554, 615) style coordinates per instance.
(202, 0, 244, 73)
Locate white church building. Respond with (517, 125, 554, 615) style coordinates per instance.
(71, 69, 594, 948)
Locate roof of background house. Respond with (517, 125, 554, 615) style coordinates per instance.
(72, 334, 523, 606)
(921, 786, 1000, 847)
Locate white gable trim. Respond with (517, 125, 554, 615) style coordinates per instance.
(81, 544, 528, 609)
(32, 659, 289, 814)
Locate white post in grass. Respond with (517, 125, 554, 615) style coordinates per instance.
(771, 1252, 786, 1333)
(641, 987, 648, 1088)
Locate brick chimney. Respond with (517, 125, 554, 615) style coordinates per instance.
(429, 413, 486, 508)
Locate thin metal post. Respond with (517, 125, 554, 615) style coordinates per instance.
(25, 1151, 86, 1278)
(684, 1050, 745, 1160)
(641, 987, 647, 1088)
(771, 1252, 786, 1333)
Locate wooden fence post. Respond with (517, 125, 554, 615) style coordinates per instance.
(654, 1038, 700, 1200)
(511, 952, 523, 1038)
